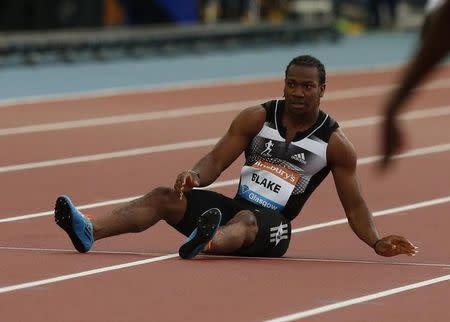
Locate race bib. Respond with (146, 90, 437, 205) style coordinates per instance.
(238, 160, 300, 211)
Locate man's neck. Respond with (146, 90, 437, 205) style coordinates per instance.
(283, 108, 320, 132)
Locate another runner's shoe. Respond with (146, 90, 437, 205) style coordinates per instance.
(54, 195, 93, 253)
(179, 208, 222, 259)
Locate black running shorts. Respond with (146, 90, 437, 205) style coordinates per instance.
(171, 189, 291, 257)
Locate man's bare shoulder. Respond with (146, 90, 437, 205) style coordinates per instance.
(231, 105, 267, 136)
(327, 128, 357, 169)
(239, 105, 266, 121)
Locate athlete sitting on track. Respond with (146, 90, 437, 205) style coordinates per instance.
(54, 55, 418, 259)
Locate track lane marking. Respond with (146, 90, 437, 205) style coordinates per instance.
(263, 274, 450, 322)
(0, 143, 449, 223)
(0, 63, 409, 109)
(1, 105, 449, 173)
(2, 78, 450, 136)
(293, 196, 450, 233)
(0, 195, 448, 294)
(0, 254, 179, 294)
(1, 246, 449, 268)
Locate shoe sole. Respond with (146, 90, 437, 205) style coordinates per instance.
(179, 208, 222, 259)
(54, 196, 90, 253)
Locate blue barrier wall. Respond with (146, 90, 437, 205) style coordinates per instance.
(154, 0, 199, 23)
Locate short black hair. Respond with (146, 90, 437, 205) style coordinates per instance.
(285, 55, 326, 85)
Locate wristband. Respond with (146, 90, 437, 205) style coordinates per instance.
(373, 239, 383, 249)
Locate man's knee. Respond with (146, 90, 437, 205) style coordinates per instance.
(232, 210, 258, 240)
(143, 187, 174, 207)
(142, 187, 186, 222)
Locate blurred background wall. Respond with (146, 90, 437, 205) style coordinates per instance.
(0, 0, 427, 30)
(0, 0, 429, 66)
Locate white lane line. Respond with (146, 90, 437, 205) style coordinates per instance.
(0, 76, 279, 109)
(0, 138, 219, 173)
(2, 77, 450, 136)
(0, 246, 170, 257)
(0, 143, 449, 223)
(324, 77, 450, 100)
(1, 246, 449, 268)
(1, 105, 450, 173)
(356, 143, 450, 165)
(0, 254, 179, 294)
(293, 196, 450, 233)
(0, 99, 264, 136)
(0, 179, 240, 223)
(267, 257, 450, 268)
(0, 64, 406, 109)
(0, 196, 448, 294)
(263, 274, 450, 322)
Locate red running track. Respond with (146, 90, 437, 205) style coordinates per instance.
(0, 65, 449, 322)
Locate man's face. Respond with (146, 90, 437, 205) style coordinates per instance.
(283, 65, 325, 115)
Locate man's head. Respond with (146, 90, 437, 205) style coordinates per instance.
(283, 55, 326, 115)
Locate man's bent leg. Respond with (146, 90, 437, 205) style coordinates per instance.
(206, 208, 291, 258)
(55, 187, 187, 252)
(205, 210, 258, 255)
(92, 187, 187, 240)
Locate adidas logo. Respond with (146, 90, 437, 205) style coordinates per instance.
(291, 152, 306, 164)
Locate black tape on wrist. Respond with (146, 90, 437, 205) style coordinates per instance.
(373, 239, 382, 249)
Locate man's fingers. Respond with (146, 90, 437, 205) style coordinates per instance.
(376, 236, 419, 257)
(186, 175, 199, 187)
(394, 242, 419, 256)
(193, 177, 200, 187)
(175, 171, 200, 201)
(392, 237, 418, 250)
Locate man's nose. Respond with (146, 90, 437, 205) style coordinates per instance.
(293, 86, 305, 97)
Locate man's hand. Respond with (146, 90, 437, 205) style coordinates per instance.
(380, 113, 406, 170)
(374, 235, 418, 257)
(174, 170, 200, 200)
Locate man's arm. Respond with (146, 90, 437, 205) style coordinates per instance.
(381, 0, 450, 166)
(174, 105, 266, 196)
(328, 129, 418, 256)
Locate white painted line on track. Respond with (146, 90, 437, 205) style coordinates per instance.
(2, 78, 450, 136)
(0, 64, 406, 109)
(267, 257, 450, 268)
(0, 99, 265, 136)
(0, 195, 448, 294)
(0, 246, 170, 257)
(356, 143, 450, 165)
(1, 105, 449, 173)
(293, 196, 450, 233)
(0, 137, 219, 173)
(263, 274, 450, 322)
(1, 246, 449, 268)
(0, 254, 179, 294)
(0, 143, 449, 223)
(0, 76, 279, 109)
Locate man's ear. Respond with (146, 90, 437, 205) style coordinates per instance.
(319, 83, 326, 97)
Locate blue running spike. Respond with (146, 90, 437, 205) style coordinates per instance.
(179, 208, 222, 259)
(54, 195, 93, 253)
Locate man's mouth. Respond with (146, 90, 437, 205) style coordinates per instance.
(291, 102, 306, 108)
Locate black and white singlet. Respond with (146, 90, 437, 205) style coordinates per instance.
(234, 99, 339, 221)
